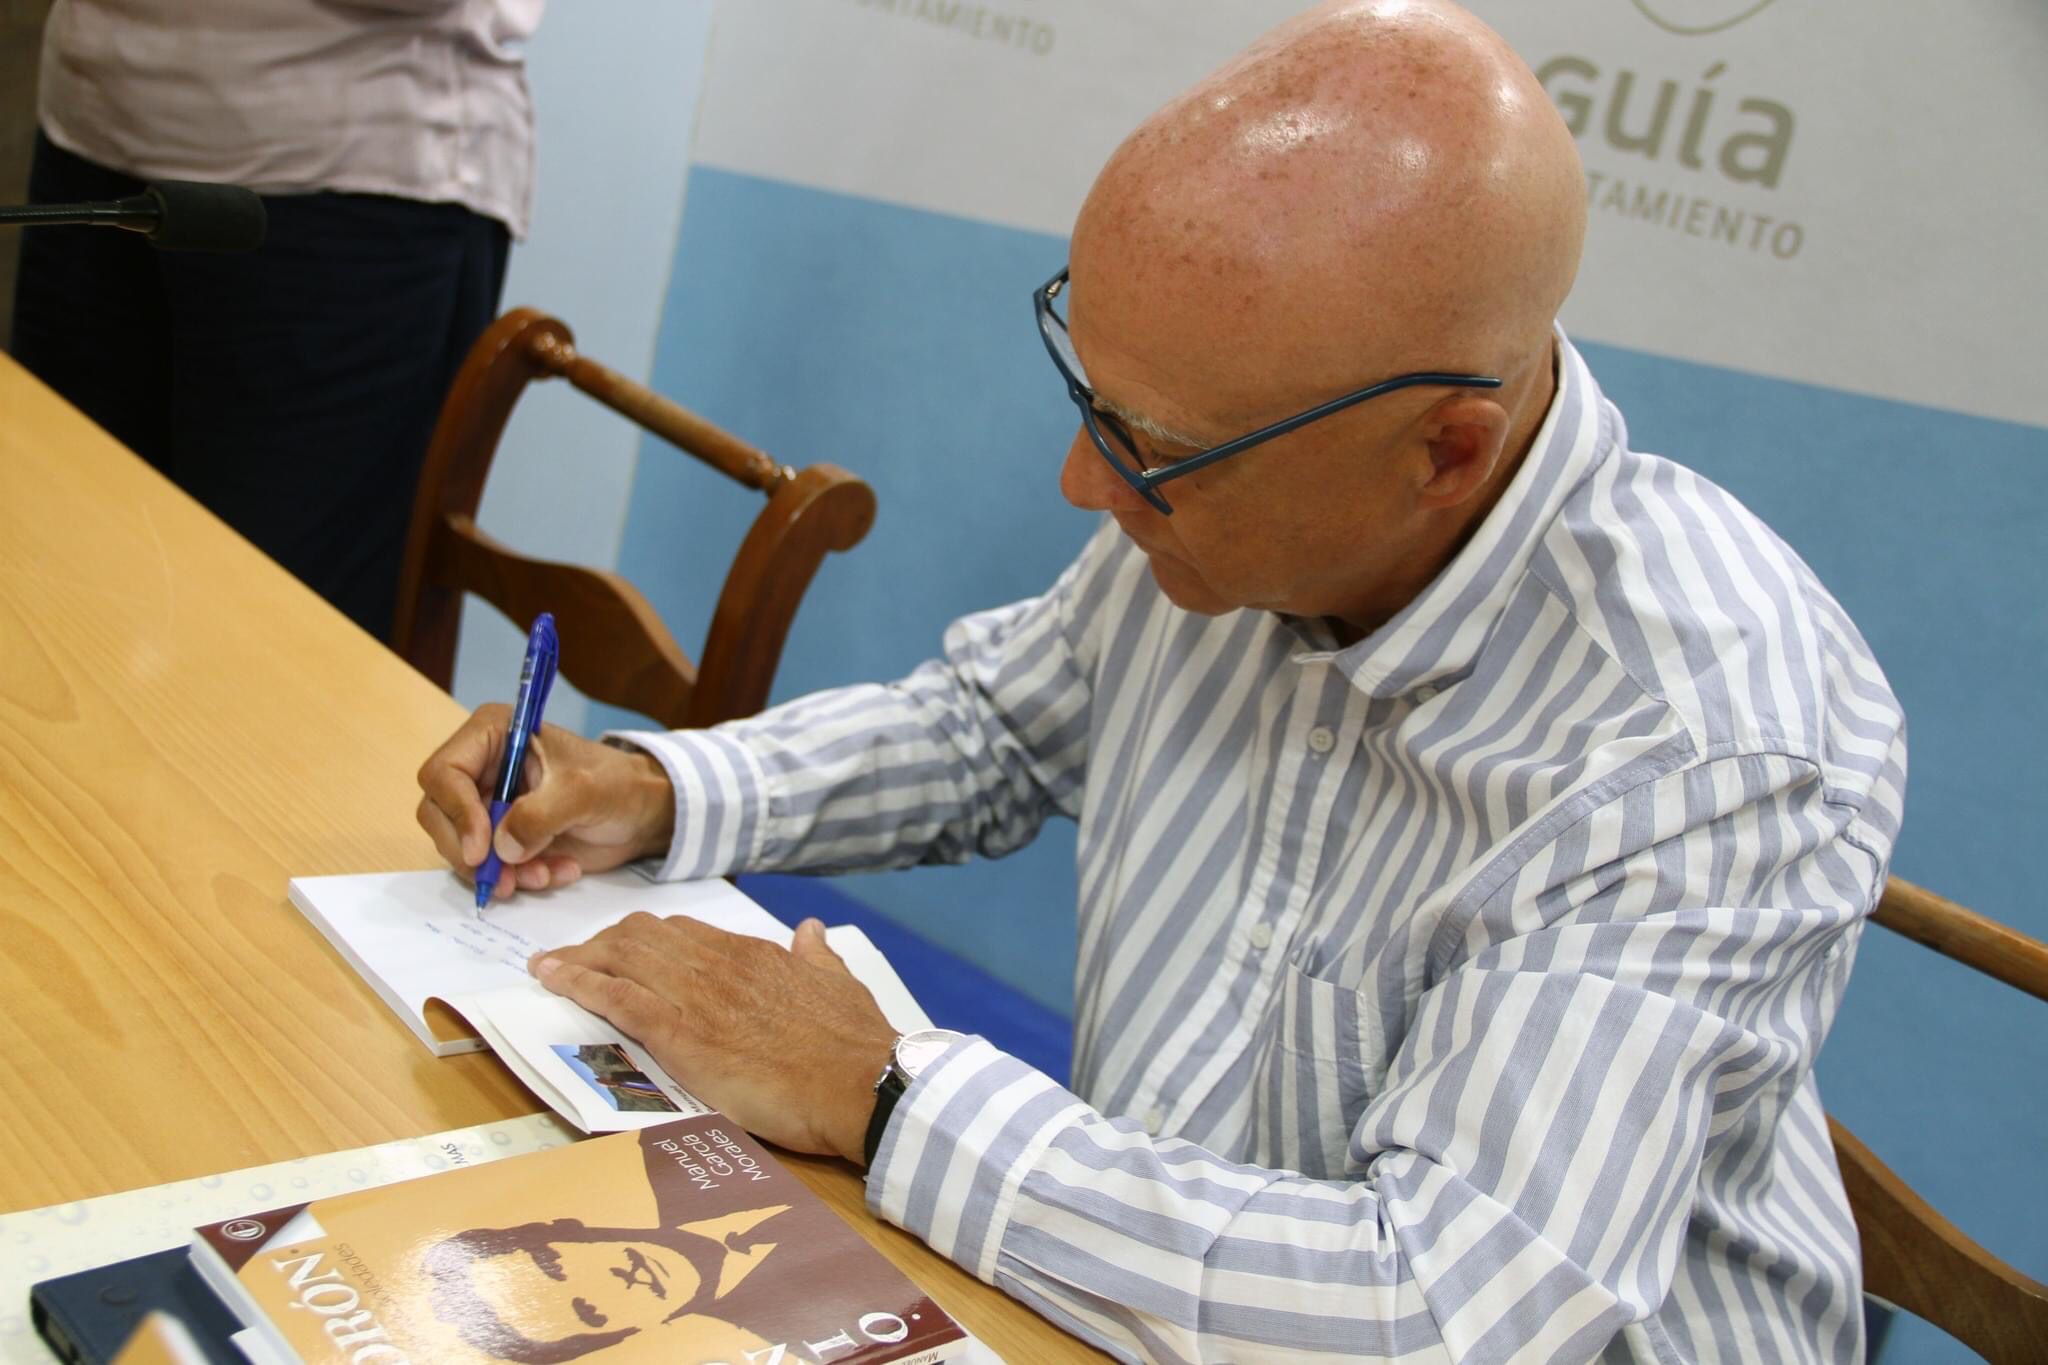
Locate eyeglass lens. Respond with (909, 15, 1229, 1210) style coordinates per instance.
(1046, 288, 1156, 474)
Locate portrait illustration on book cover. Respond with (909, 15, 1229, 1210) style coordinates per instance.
(423, 1197, 794, 1361)
(193, 1119, 963, 1365)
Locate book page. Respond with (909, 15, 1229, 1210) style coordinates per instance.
(448, 929, 935, 1134)
(107, 1314, 210, 1365)
(287, 871, 794, 1054)
(824, 924, 936, 1036)
(452, 984, 715, 1133)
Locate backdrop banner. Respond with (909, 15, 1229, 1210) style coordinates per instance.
(695, 0, 2047, 427)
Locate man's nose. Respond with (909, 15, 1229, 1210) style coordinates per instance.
(1059, 427, 1150, 514)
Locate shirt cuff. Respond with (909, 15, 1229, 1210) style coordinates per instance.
(603, 727, 772, 881)
(865, 1037, 1091, 1284)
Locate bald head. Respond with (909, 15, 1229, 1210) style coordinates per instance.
(1072, 0, 1584, 419)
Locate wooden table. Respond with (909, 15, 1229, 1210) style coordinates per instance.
(0, 355, 1100, 1363)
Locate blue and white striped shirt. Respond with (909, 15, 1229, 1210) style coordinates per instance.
(620, 335, 1907, 1363)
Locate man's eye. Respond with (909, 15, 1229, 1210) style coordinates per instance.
(1089, 402, 1128, 434)
(1096, 410, 1157, 458)
(1135, 437, 1200, 470)
(612, 1247, 668, 1298)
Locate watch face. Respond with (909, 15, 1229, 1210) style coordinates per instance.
(894, 1029, 960, 1080)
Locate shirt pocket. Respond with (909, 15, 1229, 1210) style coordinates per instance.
(1249, 955, 1390, 1178)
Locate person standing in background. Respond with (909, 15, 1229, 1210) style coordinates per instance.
(8, 0, 545, 637)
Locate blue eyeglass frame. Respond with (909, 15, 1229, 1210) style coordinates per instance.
(1034, 266, 1502, 514)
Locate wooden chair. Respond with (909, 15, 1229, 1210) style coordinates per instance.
(392, 308, 876, 729)
(1828, 877, 2048, 1363)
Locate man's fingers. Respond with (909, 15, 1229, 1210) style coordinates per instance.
(550, 919, 697, 989)
(415, 704, 504, 788)
(518, 855, 581, 892)
(790, 917, 851, 975)
(576, 911, 714, 958)
(531, 954, 683, 1050)
(509, 856, 580, 892)
(417, 705, 508, 866)
(421, 763, 492, 866)
(415, 795, 470, 874)
(494, 751, 589, 863)
(550, 922, 753, 1023)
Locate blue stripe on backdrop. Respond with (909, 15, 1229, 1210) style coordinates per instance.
(605, 166, 2043, 1362)
(602, 167, 1088, 1016)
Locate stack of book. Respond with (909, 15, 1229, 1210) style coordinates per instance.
(185, 1115, 966, 1364)
(32, 875, 963, 1362)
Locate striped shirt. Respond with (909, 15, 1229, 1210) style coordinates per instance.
(618, 334, 1907, 1363)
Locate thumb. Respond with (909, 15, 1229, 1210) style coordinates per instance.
(495, 774, 586, 863)
(790, 918, 849, 973)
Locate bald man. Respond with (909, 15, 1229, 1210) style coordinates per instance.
(416, 3, 1902, 1360)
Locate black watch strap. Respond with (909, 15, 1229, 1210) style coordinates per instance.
(863, 1063, 909, 1170)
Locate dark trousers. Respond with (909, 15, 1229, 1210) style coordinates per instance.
(8, 131, 510, 637)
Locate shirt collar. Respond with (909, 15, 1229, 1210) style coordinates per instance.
(1318, 328, 1613, 698)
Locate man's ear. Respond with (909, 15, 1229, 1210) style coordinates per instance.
(1415, 395, 1511, 509)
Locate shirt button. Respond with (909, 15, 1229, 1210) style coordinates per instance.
(1414, 684, 1438, 702)
(1143, 1106, 1166, 1135)
(1307, 725, 1336, 754)
(1248, 922, 1273, 951)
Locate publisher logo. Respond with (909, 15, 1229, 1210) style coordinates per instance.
(1631, 0, 1779, 36)
(1537, 2, 1804, 263)
(221, 1219, 266, 1242)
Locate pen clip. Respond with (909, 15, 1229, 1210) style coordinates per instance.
(527, 613, 559, 738)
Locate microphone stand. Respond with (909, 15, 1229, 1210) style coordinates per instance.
(0, 195, 161, 231)
(0, 182, 266, 251)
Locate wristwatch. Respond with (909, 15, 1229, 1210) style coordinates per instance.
(863, 1028, 964, 1169)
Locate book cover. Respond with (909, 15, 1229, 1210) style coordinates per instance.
(190, 1118, 965, 1365)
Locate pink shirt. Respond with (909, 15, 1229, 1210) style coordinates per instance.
(37, 0, 543, 237)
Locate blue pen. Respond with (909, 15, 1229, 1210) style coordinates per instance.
(474, 612, 560, 910)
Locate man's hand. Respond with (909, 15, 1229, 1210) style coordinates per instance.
(530, 915, 897, 1164)
(415, 704, 677, 899)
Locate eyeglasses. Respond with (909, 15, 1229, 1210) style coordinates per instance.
(1034, 266, 1502, 514)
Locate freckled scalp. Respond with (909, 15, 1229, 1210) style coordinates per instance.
(1072, 0, 1586, 411)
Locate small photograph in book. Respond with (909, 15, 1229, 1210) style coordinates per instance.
(553, 1042, 686, 1114)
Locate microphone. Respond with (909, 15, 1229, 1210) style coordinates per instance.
(0, 180, 266, 252)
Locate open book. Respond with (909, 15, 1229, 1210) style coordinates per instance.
(288, 871, 932, 1134)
